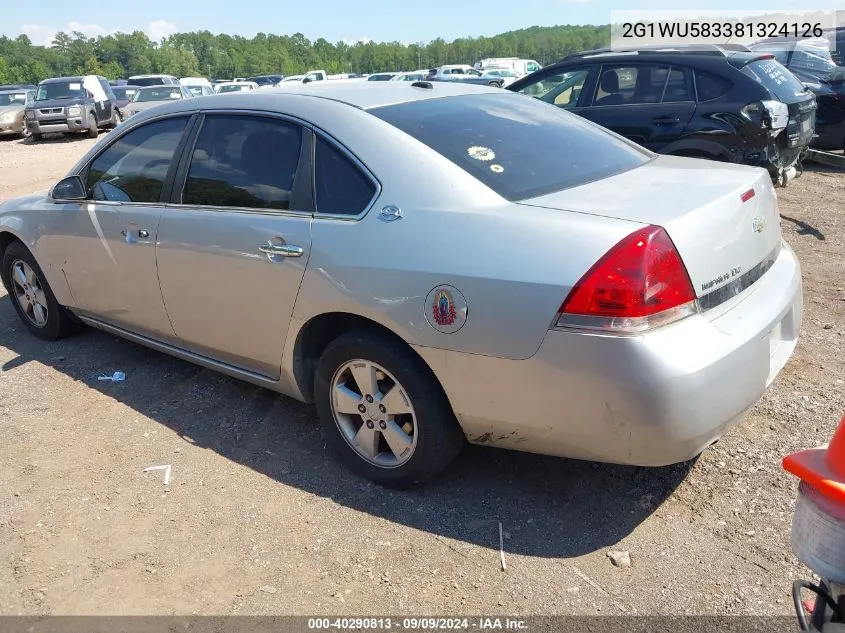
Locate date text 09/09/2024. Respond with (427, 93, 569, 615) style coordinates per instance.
(621, 21, 825, 40)
(307, 618, 528, 630)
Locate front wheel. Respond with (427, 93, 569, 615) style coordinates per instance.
(87, 115, 99, 139)
(2, 242, 75, 341)
(109, 108, 120, 128)
(20, 124, 31, 139)
(314, 330, 465, 488)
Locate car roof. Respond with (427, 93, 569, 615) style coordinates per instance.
(128, 81, 503, 120)
(40, 76, 89, 83)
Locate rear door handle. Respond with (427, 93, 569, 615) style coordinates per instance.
(653, 116, 680, 125)
(259, 243, 303, 258)
(120, 229, 150, 242)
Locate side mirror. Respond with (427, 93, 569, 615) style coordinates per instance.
(302, 77, 313, 84)
(51, 175, 87, 201)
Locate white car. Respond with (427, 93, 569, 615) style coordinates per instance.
(391, 71, 429, 82)
(214, 81, 260, 94)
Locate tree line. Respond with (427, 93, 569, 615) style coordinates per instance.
(0, 24, 609, 84)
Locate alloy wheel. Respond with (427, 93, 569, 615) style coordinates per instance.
(10, 259, 48, 328)
(330, 359, 418, 468)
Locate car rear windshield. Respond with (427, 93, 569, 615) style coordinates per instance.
(369, 93, 650, 201)
(742, 59, 808, 102)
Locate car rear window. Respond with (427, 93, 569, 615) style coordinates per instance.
(369, 93, 650, 201)
(742, 59, 807, 102)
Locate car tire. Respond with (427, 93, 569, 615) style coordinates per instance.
(20, 125, 31, 139)
(488, 80, 502, 88)
(109, 108, 120, 128)
(30, 133, 42, 142)
(87, 115, 99, 139)
(314, 330, 465, 488)
(1, 241, 75, 341)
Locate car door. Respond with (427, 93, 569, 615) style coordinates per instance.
(47, 115, 192, 340)
(155, 113, 313, 379)
(578, 64, 696, 151)
(98, 78, 115, 123)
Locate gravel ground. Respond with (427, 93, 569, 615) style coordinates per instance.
(0, 134, 843, 616)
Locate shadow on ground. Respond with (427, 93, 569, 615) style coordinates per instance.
(0, 294, 693, 559)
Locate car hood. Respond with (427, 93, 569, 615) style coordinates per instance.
(28, 98, 86, 110)
(0, 105, 24, 114)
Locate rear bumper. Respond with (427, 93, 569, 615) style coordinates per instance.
(415, 241, 803, 466)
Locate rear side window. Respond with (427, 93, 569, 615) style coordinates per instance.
(315, 136, 377, 215)
(183, 115, 302, 210)
(742, 59, 807, 101)
(695, 71, 733, 102)
(370, 93, 650, 201)
(86, 117, 188, 203)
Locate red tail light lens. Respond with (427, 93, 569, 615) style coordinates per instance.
(556, 225, 698, 334)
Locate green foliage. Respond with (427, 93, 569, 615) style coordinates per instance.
(0, 24, 610, 83)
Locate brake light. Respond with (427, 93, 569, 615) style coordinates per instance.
(556, 225, 698, 334)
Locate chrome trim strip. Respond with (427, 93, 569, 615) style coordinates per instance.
(698, 244, 782, 312)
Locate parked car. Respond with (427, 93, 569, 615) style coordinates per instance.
(110, 85, 141, 115)
(184, 84, 216, 97)
(0, 82, 801, 487)
(508, 46, 817, 185)
(749, 38, 845, 151)
(123, 85, 194, 118)
(246, 75, 285, 88)
(391, 71, 428, 82)
(426, 67, 505, 87)
(0, 88, 35, 139)
(108, 79, 128, 87)
(367, 72, 400, 81)
(215, 81, 260, 93)
(127, 74, 180, 87)
(480, 68, 521, 87)
(0, 84, 36, 91)
(475, 57, 542, 76)
(25, 75, 120, 142)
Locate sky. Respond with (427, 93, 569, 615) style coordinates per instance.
(1, 0, 840, 46)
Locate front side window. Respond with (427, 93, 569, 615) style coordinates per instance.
(661, 67, 694, 103)
(315, 136, 377, 215)
(526, 62, 541, 73)
(86, 117, 188, 203)
(516, 68, 590, 110)
(182, 115, 302, 210)
(371, 93, 650, 201)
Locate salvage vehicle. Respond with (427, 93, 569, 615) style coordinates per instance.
(391, 71, 428, 82)
(426, 66, 505, 87)
(122, 85, 194, 118)
(749, 38, 845, 151)
(25, 75, 119, 142)
(215, 81, 260, 93)
(508, 46, 817, 186)
(0, 84, 36, 91)
(245, 75, 285, 88)
(0, 87, 35, 139)
(110, 85, 141, 116)
(0, 83, 802, 488)
(367, 73, 400, 81)
(474, 57, 542, 76)
(480, 68, 521, 87)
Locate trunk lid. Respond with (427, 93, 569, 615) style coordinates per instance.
(518, 156, 782, 310)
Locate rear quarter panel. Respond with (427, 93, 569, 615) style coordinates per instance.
(286, 98, 643, 360)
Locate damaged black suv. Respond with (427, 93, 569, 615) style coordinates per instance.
(507, 46, 817, 185)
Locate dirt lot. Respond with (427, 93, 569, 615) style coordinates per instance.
(0, 133, 843, 617)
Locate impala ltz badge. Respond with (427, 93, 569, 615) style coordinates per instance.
(424, 285, 468, 334)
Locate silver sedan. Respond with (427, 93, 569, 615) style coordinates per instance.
(0, 83, 802, 487)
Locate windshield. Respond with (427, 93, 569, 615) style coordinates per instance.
(370, 93, 651, 201)
(742, 59, 808, 101)
(0, 92, 28, 106)
(112, 87, 138, 100)
(36, 81, 86, 101)
(133, 87, 183, 102)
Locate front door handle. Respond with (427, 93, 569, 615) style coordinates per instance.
(120, 229, 150, 243)
(259, 243, 303, 258)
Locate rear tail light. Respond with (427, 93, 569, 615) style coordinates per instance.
(555, 225, 699, 335)
(741, 100, 789, 135)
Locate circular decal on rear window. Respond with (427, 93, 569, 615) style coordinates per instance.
(490, 164, 504, 173)
(467, 146, 495, 162)
(424, 285, 468, 334)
